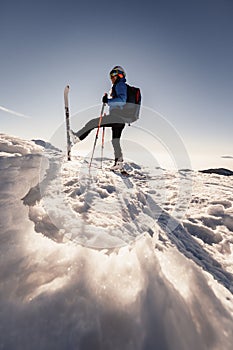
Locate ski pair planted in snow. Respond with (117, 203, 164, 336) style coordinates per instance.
(64, 85, 71, 161)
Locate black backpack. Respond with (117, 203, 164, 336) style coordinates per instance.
(123, 84, 141, 123)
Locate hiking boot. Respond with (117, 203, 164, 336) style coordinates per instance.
(69, 130, 80, 145)
(110, 157, 124, 171)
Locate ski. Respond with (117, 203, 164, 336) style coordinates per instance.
(83, 159, 130, 176)
(111, 169, 130, 177)
(64, 85, 71, 161)
(120, 169, 130, 176)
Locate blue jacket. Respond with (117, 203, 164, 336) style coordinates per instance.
(107, 77, 127, 112)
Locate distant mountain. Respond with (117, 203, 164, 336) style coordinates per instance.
(199, 168, 233, 176)
(32, 139, 62, 152)
(221, 155, 233, 159)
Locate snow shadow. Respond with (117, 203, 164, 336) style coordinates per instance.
(153, 201, 233, 294)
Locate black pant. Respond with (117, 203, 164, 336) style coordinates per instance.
(75, 114, 125, 160)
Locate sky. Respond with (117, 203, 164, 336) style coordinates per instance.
(1, 0, 233, 170)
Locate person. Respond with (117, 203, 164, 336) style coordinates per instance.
(70, 66, 128, 170)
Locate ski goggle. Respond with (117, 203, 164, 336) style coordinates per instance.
(110, 69, 119, 77)
(110, 69, 124, 78)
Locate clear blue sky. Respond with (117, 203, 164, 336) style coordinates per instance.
(1, 0, 233, 169)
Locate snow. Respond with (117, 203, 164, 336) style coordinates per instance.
(1, 133, 233, 350)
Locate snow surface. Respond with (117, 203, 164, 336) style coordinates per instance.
(1, 133, 233, 350)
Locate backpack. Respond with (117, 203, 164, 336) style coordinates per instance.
(123, 84, 141, 123)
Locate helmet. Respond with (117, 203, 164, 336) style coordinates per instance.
(110, 66, 126, 78)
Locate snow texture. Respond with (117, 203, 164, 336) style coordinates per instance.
(1, 133, 233, 350)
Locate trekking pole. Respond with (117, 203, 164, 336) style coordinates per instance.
(101, 124, 106, 169)
(89, 103, 105, 170)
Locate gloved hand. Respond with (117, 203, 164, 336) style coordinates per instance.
(102, 93, 108, 104)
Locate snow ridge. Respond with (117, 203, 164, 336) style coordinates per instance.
(1, 134, 233, 350)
